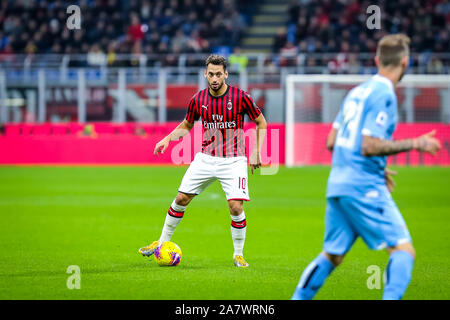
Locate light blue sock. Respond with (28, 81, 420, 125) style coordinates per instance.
(291, 253, 335, 300)
(382, 250, 415, 300)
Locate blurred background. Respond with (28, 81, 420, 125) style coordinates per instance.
(1, 1, 449, 302)
(0, 0, 449, 165)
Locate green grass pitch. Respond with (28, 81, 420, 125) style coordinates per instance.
(0, 165, 449, 300)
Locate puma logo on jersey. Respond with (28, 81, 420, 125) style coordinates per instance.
(202, 104, 208, 109)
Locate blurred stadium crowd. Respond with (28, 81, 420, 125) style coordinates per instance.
(0, 0, 252, 66)
(0, 0, 449, 72)
(278, 0, 450, 54)
(273, 0, 450, 72)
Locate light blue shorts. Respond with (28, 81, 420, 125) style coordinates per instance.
(323, 191, 412, 255)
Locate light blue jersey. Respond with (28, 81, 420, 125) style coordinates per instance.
(326, 74, 398, 198)
(322, 74, 411, 255)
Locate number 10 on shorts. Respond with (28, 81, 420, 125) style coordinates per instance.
(238, 177, 246, 190)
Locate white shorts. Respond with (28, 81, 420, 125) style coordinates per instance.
(178, 152, 250, 201)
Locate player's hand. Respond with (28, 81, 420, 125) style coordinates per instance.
(154, 137, 170, 156)
(385, 168, 397, 193)
(413, 130, 441, 156)
(249, 152, 261, 175)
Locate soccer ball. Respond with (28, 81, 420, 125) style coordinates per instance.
(154, 241, 182, 266)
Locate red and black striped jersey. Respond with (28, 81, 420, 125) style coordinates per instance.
(185, 85, 262, 158)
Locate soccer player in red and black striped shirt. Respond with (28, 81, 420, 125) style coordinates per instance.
(139, 55, 267, 267)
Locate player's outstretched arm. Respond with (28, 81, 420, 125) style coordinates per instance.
(361, 129, 441, 157)
(249, 113, 267, 174)
(154, 120, 194, 156)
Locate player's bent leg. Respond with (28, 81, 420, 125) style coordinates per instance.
(228, 199, 243, 216)
(386, 242, 415, 259)
(346, 193, 414, 300)
(382, 242, 415, 300)
(292, 198, 355, 300)
(228, 200, 249, 267)
(291, 251, 340, 300)
(323, 251, 346, 267)
(159, 192, 195, 242)
(138, 192, 196, 257)
(175, 192, 196, 207)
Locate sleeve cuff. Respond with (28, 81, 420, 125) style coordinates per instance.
(250, 109, 262, 120)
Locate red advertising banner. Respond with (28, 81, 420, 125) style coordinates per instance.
(0, 122, 285, 165)
(293, 123, 450, 166)
(0, 122, 448, 165)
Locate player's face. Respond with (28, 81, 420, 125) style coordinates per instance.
(205, 64, 228, 92)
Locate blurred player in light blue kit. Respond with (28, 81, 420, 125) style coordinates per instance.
(292, 34, 441, 300)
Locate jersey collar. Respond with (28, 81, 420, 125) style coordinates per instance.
(208, 84, 230, 99)
(373, 74, 394, 92)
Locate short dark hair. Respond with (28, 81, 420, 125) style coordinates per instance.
(205, 54, 227, 71)
(376, 34, 410, 67)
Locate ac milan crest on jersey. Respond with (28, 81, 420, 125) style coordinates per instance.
(185, 85, 262, 158)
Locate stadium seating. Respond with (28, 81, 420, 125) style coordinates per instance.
(0, 0, 252, 58)
(279, 0, 450, 55)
